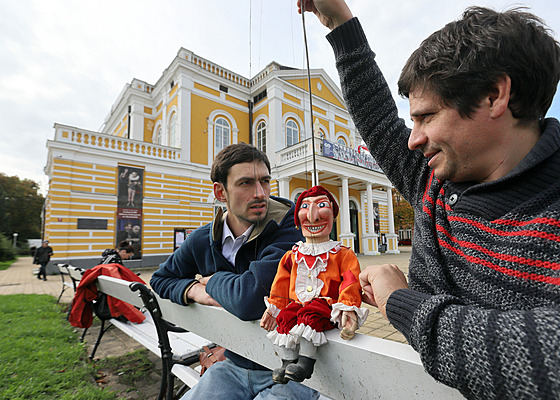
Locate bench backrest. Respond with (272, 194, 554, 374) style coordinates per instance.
(96, 275, 145, 309)
(96, 276, 462, 399)
(57, 263, 70, 275)
(155, 291, 463, 399)
(67, 266, 84, 282)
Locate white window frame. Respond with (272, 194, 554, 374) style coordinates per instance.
(214, 117, 230, 155)
(286, 119, 299, 147)
(256, 121, 266, 152)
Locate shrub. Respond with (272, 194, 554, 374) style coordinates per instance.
(0, 233, 16, 262)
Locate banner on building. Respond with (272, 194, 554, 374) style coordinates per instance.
(323, 140, 383, 173)
(116, 166, 144, 259)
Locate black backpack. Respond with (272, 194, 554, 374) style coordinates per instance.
(92, 292, 128, 322)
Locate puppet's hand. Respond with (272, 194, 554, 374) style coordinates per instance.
(340, 310, 358, 340)
(260, 310, 278, 332)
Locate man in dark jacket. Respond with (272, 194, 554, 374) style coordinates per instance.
(150, 143, 318, 400)
(34, 240, 53, 281)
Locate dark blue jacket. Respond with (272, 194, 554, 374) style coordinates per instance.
(150, 196, 304, 370)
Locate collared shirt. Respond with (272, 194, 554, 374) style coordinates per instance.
(221, 220, 254, 266)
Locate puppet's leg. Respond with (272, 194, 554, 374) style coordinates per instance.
(285, 298, 334, 383)
(285, 338, 317, 383)
(272, 345, 298, 384)
(268, 303, 301, 384)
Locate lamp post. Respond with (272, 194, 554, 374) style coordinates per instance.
(12, 233, 18, 247)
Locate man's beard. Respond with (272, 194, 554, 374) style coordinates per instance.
(239, 200, 268, 225)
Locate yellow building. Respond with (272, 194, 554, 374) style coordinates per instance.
(45, 48, 399, 269)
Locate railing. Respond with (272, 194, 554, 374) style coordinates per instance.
(277, 137, 384, 174)
(178, 48, 251, 88)
(277, 137, 324, 165)
(53, 124, 180, 161)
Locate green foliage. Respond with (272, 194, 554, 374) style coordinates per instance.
(0, 233, 16, 262)
(0, 294, 119, 399)
(0, 260, 17, 271)
(0, 173, 45, 243)
(393, 191, 415, 230)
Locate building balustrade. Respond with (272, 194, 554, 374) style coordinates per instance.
(54, 126, 180, 161)
(277, 137, 324, 165)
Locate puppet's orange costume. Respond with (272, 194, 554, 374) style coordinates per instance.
(266, 242, 369, 349)
(264, 185, 369, 384)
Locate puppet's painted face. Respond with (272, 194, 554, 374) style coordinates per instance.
(298, 195, 334, 244)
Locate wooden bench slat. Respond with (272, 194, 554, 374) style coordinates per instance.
(171, 364, 203, 390)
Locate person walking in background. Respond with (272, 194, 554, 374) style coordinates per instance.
(34, 240, 53, 281)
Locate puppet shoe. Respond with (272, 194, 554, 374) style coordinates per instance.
(272, 359, 297, 384)
(285, 356, 316, 383)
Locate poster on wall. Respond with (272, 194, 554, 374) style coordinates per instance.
(116, 166, 144, 259)
(372, 202, 380, 234)
(174, 228, 193, 251)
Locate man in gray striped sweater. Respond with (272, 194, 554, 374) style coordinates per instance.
(299, 1, 560, 399)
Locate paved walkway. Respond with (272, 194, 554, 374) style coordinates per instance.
(0, 248, 412, 358)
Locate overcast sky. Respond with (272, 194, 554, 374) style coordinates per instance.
(1, 0, 560, 194)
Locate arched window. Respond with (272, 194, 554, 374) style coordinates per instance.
(169, 112, 177, 147)
(154, 126, 162, 145)
(286, 120, 299, 147)
(293, 191, 304, 204)
(337, 136, 347, 146)
(256, 121, 266, 152)
(215, 117, 230, 154)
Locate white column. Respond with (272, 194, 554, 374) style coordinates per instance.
(361, 183, 379, 255)
(267, 84, 283, 164)
(129, 102, 144, 141)
(385, 187, 400, 254)
(338, 176, 354, 249)
(277, 177, 291, 199)
(178, 74, 193, 162)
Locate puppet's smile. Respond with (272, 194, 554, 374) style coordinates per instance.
(303, 224, 327, 234)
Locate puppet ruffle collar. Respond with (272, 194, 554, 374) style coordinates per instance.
(293, 240, 342, 270)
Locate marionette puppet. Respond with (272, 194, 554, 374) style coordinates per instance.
(260, 185, 368, 384)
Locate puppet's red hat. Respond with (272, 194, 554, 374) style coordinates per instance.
(294, 185, 339, 227)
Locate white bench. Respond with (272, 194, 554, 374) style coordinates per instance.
(95, 275, 214, 400)
(97, 276, 464, 400)
(56, 263, 84, 303)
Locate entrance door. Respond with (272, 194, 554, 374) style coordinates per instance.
(349, 201, 360, 254)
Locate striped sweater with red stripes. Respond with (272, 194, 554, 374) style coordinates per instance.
(327, 18, 560, 400)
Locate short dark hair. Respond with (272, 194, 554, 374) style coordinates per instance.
(398, 6, 560, 121)
(117, 241, 134, 253)
(210, 143, 271, 187)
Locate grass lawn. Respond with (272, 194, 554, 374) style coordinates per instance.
(0, 259, 17, 271)
(0, 294, 120, 399)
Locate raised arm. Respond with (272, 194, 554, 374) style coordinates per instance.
(297, 0, 353, 30)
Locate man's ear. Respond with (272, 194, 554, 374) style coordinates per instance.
(488, 75, 511, 119)
(213, 182, 227, 203)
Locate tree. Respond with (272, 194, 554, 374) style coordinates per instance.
(0, 173, 44, 243)
(393, 190, 414, 233)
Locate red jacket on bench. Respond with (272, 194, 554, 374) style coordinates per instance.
(69, 263, 146, 328)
